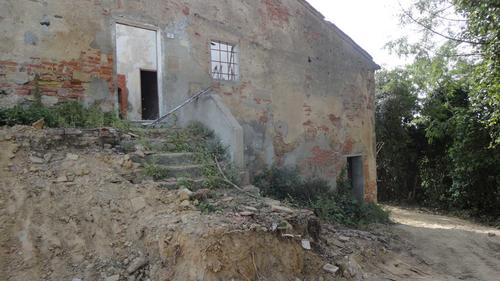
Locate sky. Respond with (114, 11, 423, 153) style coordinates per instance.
(306, 0, 413, 68)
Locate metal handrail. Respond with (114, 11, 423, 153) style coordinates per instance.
(149, 86, 212, 127)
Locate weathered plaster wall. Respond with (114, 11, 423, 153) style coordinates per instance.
(116, 23, 157, 120)
(0, 0, 378, 201)
(0, 0, 115, 109)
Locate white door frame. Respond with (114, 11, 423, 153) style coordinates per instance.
(112, 18, 164, 120)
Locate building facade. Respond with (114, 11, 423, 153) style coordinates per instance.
(0, 0, 379, 201)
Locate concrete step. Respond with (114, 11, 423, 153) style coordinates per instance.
(156, 178, 205, 190)
(153, 164, 204, 179)
(129, 164, 203, 182)
(128, 127, 182, 138)
(120, 140, 178, 153)
(131, 152, 197, 166)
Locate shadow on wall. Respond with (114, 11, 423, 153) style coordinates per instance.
(182, 93, 244, 168)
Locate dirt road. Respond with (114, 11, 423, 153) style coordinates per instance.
(385, 206, 500, 281)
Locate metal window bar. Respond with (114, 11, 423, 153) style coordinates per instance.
(211, 41, 237, 81)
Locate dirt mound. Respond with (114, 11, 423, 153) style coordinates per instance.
(0, 126, 341, 281)
(0, 126, 440, 281)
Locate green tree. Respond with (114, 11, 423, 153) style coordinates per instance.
(394, 0, 500, 144)
(377, 0, 500, 219)
(375, 69, 422, 202)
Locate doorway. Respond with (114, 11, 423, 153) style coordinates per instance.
(140, 70, 159, 120)
(115, 22, 161, 121)
(347, 156, 365, 202)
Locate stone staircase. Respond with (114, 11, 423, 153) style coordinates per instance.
(129, 151, 206, 190)
(117, 127, 203, 189)
(121, 126, 247, 189)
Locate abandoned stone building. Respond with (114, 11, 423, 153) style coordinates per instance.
(0, 0, 380, 202)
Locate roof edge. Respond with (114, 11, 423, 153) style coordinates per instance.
(296, 0, 381, 70)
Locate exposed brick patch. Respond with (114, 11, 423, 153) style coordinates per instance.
(13, 127, 123, 151)
(0, 48, 114, 104)
(216, 81, 253, 100)
(273, 133, 298, 166)
(318, 125, 329, 133)
(238, 81, 251, 96)
(258, 110, 269, 124)
(300, 146, 338, 178)
(328, 114, 341, 127)
(342, 138, 354, 154)
(305, 127, 318, 140)
(308, 146, 335, 166)
(303, 118, 330, 140)
(117, 74, 128, 118)
(254, 98, 273, 105)
(344, 98, 362, 122)
(302, 120, 313, 126)
(364, 181, 377, 203)
(182, 5, 190, 16)
(302, 119, 318, 140)
(363, 160, 377, 202)
(343, 86, 363, 122)
(211, 81, 221, 91)
(303, 103, 312, 117)
(262, 0, 290, 26)
(305, 31, 322, 41)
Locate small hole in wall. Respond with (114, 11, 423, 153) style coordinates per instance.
(40, 15, 50, 27)
(308, 56, 312, 63)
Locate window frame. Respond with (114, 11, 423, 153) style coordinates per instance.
(209, 40, 239, 82)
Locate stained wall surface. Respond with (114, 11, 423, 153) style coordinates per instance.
(0, 0, 379, 201)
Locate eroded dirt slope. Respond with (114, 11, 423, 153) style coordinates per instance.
(0, 126, 383, 281)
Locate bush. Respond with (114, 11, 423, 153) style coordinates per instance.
(254, 166, 329, 205)
(0, 103, 54, 126)
(143, 162, 170, 180)
(254, 167, 390, 227)
(0, 101, 129, 130)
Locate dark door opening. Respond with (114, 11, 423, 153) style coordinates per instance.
(140, 70, 159, 120)
(347, 156, 365, 202)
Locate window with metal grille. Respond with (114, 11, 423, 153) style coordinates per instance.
(210, 40, 238, 81)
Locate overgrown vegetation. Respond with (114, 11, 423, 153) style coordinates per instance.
(0, 98, 237, 190)
(377, 0, 499, 224)
(0, 101, 129, 130)
(161, 122, 239, 189)
(143, 162, 170, 181)
(138, 122, 239, 189)
(254, 167, 390, 227)
(198, 202, 220, 214)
